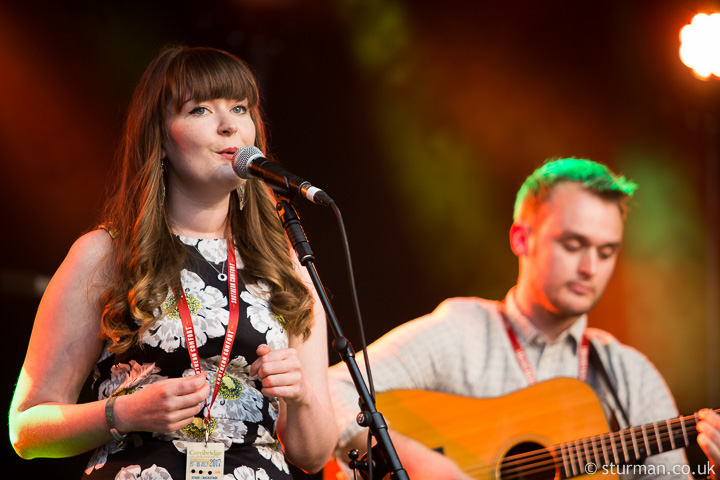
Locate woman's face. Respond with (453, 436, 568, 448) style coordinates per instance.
(162, 97, 256, 198)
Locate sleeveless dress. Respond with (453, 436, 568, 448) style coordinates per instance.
(82, 236, 293, 480)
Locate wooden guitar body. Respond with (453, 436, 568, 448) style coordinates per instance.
(374, 378, 611, 480)
(327, 378, 704, 479)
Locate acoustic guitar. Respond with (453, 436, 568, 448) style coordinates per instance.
(325, 378, 707, 480)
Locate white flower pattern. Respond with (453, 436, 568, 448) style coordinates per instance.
(241, 283, 288, 351)
(184, 237, 245, 268)
(114, 464, 173, 480)
(159, 413, 245, 451)
(84, 442, 125, 475)
(225, 466, 270, 480)
(97, 361, 167, 400)
(256, 443, 288, 475)
(200, 356, 266, 424)
(142, 269, 228, 352)
(86, 236, 290, 478)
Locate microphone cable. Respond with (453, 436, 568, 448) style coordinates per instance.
(327, 199, 378, 479)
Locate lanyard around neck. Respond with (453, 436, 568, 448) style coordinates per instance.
(174, 232, 240, 435)
(499, 308, 589, 385)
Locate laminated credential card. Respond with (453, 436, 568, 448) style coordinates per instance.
(186, 442, 224, 480)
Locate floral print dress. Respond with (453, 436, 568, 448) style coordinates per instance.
(83, 236, 293, 480)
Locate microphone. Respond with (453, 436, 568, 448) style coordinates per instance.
(232, 146, 333, 206)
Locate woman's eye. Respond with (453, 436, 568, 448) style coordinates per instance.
(189, 106, 209, 115)
(232, 105, 248, 114)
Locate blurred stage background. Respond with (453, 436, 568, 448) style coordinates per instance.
(3, 0, 720, 478)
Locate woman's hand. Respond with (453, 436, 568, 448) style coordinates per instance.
(114, 374, 210, 434)
(249, 344, 310, 406)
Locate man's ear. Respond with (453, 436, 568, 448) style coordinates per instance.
(510, 222, 530, 257)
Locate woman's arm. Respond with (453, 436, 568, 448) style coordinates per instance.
(10, 230, 118, 458)
(250, 265, 337, 473)
(281, 310, 337, 473)
(10, 230, 210, 459)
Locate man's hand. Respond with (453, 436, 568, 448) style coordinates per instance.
(698, 409, 720, 480)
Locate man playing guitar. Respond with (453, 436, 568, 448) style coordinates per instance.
(328, 158, 720, 480)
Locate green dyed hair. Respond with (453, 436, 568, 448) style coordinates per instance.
(513, 158, 638, 222)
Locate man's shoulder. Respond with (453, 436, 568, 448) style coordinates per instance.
(386, 296, 499, 339)
(584, 326, 621, 345)
(428, 296, 499, 324)
(433, 296, 499, 312)
(585, 326, 655, 369)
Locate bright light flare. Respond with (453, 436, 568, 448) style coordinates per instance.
(679, 13, 720, 79)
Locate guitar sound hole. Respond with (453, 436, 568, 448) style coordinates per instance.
(500, 442, 557, 480)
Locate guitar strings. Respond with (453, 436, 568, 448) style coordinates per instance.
(464, 424, 697, 480)
(458, 414, 702, 479)
(462, 421, 699, 480)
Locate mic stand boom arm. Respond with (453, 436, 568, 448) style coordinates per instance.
(274, 196, 409, 480)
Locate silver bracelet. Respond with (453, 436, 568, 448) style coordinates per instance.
(105, 396, 128, 447)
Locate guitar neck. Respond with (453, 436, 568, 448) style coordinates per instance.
(552, 411, 704, 479)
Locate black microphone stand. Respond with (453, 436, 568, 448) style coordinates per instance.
(274, 195, 409, 480)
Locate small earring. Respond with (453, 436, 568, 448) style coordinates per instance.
(237, 181, 246, 211)
(161, 160, 166, 207)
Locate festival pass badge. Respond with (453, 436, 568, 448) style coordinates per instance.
(186, 442, 225, 480)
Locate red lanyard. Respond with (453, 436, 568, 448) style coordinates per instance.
(174, 232, 240, 438)
(500, 309, 589, 385)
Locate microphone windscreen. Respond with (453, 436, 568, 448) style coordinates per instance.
(232, 146, 264, 179)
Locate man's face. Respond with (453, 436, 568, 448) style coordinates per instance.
(517, 182, 625, 319)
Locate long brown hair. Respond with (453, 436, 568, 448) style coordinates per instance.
(99, 46, 313, 353)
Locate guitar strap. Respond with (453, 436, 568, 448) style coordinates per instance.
(587, 342, 651, 468)
(587, 340, 632, 430)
